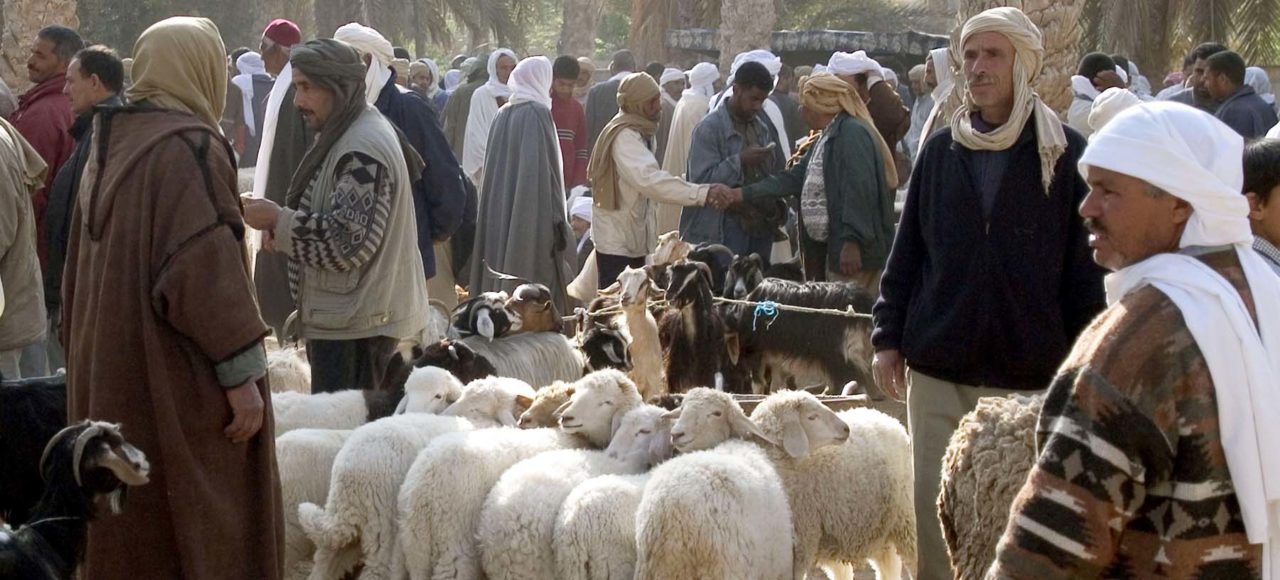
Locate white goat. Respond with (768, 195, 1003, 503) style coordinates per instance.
(298, 377, 535, 580)
(395, 370, 639, 580)
(273, 366, 463, 436)
(614, 266, 666, 402)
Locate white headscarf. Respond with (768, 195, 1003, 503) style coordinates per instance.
(659, 67, 683, 107)
(828, 50, 883, 82)
(1115, 65, 1129, 85)
(683, 62, 719, 99)
(1083, 103, 1280, 579)
(444, 68, 462, 91)
(1071, 74, 1100, 101)
(570, 195, 592, 222)
(508, 55, 551, 110)
(485, 48, 518, 99)
(334, 23, 395, 105)
(1127, 61, 1153, 97)
(231, 51, 265, 136)
(417, 58, 442, 97)
(1247, 67, 1276, 105)
(711, 50, 790, 156)
(949, 7, 1067, 194)
(1087, 87, 1140, 134)
(928, 47, 953, 103)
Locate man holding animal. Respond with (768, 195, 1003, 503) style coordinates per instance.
(242, 38, 428, 394)
(870, 7, 1106, 578)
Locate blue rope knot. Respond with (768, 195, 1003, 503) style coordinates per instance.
(752, 300, 780, 331)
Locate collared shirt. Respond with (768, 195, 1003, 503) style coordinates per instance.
(1254, 235, 1280, 276)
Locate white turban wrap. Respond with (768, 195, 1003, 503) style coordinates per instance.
(730, 49, 781, 80)
(660, 67, 685, 87)
(684, 62, 719, 99)
(334, 23, 395, 105)
(570, 195, 592, 222)
(1083, 102, 1280, 579)
(231, 51, 265, 136)
(417, 58, 442, 97)
(1247, 67, 1275, 105)
(813, 63, 828, 74)
(916, 47, 956, 152)
(712, 50, 791, 157)
(508, 55, 552, 110)
(827, 50, 883, 82)
(1087, 87, 1140, 134)
(1115, 65, 1129, 85)
(949, 7, 1068, 195)
(485, 48, 518, 99)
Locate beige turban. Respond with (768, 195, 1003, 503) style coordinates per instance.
(800, 73, 898, 188)
(127, 17, 228, 128)
(949, 7, 1067, 194)
(587, 73, 661, 211)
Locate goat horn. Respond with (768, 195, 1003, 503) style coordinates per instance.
(71, 422, 111, 487)
(39, 422, 87, 484)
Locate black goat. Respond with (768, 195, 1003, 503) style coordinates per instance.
(658, 260, 750, 394)
(725, 253, 807, 299)
(0, 421, 150, 580)
(380, 339, 497, 395)
(578, 321, 632, 373)
(685, 243, 734, 297)
(0, 373, 68, 526)
(725, 279, 879, 397)
(764, 253, 805, 283)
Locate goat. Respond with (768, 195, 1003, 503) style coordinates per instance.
(725, 279, 879, 396)
(0, 372, 68, 526)
(725, 253, 807, 300)
(658, 260, 750, 394)
(685, 243, 734, 297)
(506, 283, 563, 334)
(381, 339, 497, 394)
(614, 266, 666, 401)
(577, 321, 632, 374)
(450, 292, 519, 340)
(0, 421, 150, 580)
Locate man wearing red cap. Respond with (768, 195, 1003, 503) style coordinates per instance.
(251, 18, 310, 339)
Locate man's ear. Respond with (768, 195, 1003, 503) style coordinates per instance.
(1172, 196, 1195, 227)
(1246, 192, 1266, 220)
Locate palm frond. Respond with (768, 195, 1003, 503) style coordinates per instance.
(1232, 0, 1280, 64)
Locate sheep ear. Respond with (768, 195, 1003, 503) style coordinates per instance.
(394, 396, 409, 415)
(514, 394, 534, 414)
(647, 425, 675, 464)
(729, 409, 776, 446)
(779, 414, 810, 458)
(610, 409, 627, 440)
(660, 407, 682, 421)
(446, 389, 462, 404)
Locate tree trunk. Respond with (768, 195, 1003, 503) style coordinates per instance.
(559, 0, 604, 58)
(717, 0, 775, 73)
(313, 0, 361, 39)
(958, 0, 1082, 115)
(2, 0, 79, 92)
(628, 0, 674, 65)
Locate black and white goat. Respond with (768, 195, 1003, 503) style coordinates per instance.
(0, 421, 150, 580)
(0, 372, 68, 526)
(723, 253, 805, 300)
(686, 243, 735, 297)
(450, 292, 520, 340)
(577, 320, 633, 374)
(725, 279, 878, 396)
(658, 260, 751, 394)
(381, 338, 498, 393)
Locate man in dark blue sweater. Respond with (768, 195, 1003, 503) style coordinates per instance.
(1205, 50, 1278, 139)
(870, 7, 1106, 578)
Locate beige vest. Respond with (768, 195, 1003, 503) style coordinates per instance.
(280, 108, 427, 341)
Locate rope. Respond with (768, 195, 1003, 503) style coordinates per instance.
(714, 296, 875, 320)
(563, 299, 672, 322)
(752, 300, 779, 331)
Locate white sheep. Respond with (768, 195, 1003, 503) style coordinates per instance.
(551, 407, 677, 580)
(298, 377, 536, 580)
(461, 332, 585, 387)
(277, 428, 353, 580)
(273, 366, 463, 436)
(748, 391, 916, 580)
(516, 380, 574, 428)
(635, 439, 795, 580)
(268, 347, 312, 394)
(395, 369, 640, 580)
(938, 393, 1042, 580)
(476, 405, 662, 580)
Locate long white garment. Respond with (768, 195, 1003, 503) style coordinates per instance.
(248, 62, 294, 261)
(462, 49, 518, 185)
(1083, 102, 1280, 578)
(661, 93, 711, 177)
(231, 52, 265, 136)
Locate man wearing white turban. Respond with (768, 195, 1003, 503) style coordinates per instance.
(461, 48, 517, 184)
(828, 50, 909, 173)
(992, 102, 1280, 579)
(872, 8, 1105, 578)
(916, 47, 955, 153)
(656, 67, 685, 163)
(712, 49, 792, 159)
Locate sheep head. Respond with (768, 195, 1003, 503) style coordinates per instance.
(442, 377, 537, 428)
(396, 367, 465, 415)
(749, 391, 850, 459)
(604, 406, 676, 468)
(39, 421, 151, 515)
(725, 253, 765, 300)
(664, 388, 774, 453)
(518, 381, 576, 428)
(557, 369, 643, 448)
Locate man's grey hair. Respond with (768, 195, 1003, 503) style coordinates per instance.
(37, 25, 85, 63)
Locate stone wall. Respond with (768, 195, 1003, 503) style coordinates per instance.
(2, 0, 79, 93)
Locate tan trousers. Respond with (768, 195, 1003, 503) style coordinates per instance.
(426, 241, 458, 311)
(906, 370, 1032, 580)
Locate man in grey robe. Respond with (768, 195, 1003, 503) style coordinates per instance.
(585, 50, 636, 157)
(467, 57, 576, 313)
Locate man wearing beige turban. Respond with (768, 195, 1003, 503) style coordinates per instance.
(62, 16, 283, 579)
(871, 7, 1106, 578)
(721, 73, 897, 294)
(587, 72, 731, 288)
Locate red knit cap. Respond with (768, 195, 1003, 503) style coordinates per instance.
(263, 19, 301, 47)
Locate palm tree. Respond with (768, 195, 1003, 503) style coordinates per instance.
(717, 0, 776, 71)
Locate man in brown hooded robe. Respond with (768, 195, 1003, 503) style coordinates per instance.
(61, 16, 283, 580)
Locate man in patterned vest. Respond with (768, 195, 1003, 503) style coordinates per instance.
(243, 39, 428, 393)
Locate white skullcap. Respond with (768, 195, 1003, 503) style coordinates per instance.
(1080, 102, 1250, 248)
(570, 196, 593, 221)
(1115, 65, 1129, 85)
(1088, 87, 1141, 134)
(659, 67, 685, 86)
(827, 50, 882, 77)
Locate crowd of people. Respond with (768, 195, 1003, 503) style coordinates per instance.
(0, 5, 1278, 579)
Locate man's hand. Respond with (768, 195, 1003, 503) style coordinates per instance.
(706, 184, 743, 210)
(224, 380, 265, 443)
(740, 145, 771, 168)
(242, 198, 282, 232)
(1093, 70, 1127, 92)
(872, 349, 907, 402)
(839, 241, 863, 277)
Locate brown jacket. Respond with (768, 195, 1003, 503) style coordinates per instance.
(0, 117, 48, 352)
(63, 106, 283, 579)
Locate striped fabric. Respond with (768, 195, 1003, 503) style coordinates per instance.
(990, 250, 1263, 579)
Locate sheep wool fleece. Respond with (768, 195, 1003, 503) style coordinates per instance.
(62, 107, 283, 580)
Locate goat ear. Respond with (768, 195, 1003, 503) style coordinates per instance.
(599, 282, 621, 296)
(729, 408, 776, 446)
(779, 413, 811, 458)
(447, 345, 459, 360)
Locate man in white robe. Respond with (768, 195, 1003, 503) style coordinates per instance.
(462, 48, 517, 185)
